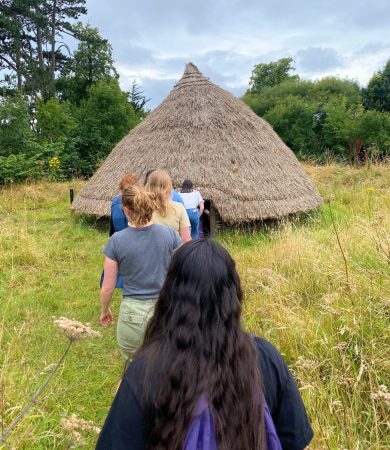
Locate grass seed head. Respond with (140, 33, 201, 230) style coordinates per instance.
(53, 317, 101, 340)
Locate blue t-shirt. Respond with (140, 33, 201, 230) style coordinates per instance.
(103, 224, 181, 299)
(110, 195, 128, 235)
(171, 190, 184, 205)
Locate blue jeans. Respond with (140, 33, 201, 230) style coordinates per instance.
(186, 208, 200, 240)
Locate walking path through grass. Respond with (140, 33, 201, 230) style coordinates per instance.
(0, 164, 389, 449)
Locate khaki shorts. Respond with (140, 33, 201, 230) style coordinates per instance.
(117, 296, 157, 362)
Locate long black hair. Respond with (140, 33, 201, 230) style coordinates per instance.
(180, 179, 193, 193)
(136, 240, 266, 450)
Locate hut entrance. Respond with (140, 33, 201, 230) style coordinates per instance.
(200, 200, 211, 238)
(200, 200, 219, 237)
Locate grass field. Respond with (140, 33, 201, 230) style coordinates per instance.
(0, 164, 389, 449)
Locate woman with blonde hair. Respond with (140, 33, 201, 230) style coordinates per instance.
(100, 185, 181, 362)
(145, 170, 191, 243)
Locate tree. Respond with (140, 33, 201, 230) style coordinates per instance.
(263, 96, 317, 157)
(76, 78, 140, 174)
(0, 0, 43, 93)
(363, 59, 390, 112)
(35, 97, 77, 142)
(321, 97, 390, 163)
(242, 69, 367, 160)
(0, 0, 86, 97)
(0, 95, 34, 156)
(243, 79, 313, 116)
(44, 0, 87, 85)
(128, 80, 150, 115)
(56, 23, 117, 104)
(248, 57, 299, 94)
(313, 77, 362, 106)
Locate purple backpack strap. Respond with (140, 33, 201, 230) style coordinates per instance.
(264, 399, 283, 450)
(183, 395, 282, 450)
(183, 394, 217, 450)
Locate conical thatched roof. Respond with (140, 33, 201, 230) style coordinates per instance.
(72, 63, 322, 223)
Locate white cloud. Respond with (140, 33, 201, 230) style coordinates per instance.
(84, 0, 390, 107)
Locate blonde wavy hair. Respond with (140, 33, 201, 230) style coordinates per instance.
(145, 170, 173, 217)
(122, 185, 156, 227)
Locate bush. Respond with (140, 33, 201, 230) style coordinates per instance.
(264, 96, 318, 156)
(0, 141, 83, 183)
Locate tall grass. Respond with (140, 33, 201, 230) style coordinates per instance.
(0, 164, 389, 449)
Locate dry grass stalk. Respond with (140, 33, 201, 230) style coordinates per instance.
(327, 201, 351, 292)
(0, 318, 100, 446)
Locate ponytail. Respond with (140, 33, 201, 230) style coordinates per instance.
(122, 186, 156, 227)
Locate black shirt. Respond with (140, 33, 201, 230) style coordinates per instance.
(96, 336, 313, 449)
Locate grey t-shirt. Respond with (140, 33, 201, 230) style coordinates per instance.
(103, 224, 181, 299)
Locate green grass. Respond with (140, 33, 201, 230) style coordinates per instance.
(1, 164, 389, 449)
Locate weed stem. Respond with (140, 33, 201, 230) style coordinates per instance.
(0, 339, 73, 443)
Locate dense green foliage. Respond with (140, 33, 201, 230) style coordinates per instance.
(0, 3, 146, 183)
(243, 58, 390, 162)
(248, 57, 299, 94)
(363, 60, 390, 112)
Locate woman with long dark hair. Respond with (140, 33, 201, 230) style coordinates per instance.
(96, 240, 313, 450)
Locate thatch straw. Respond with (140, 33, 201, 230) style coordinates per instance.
(72, 63, 322, 223)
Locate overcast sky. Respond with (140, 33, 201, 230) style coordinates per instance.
(85, 0, 390, 109)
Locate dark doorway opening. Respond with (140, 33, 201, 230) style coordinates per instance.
(200, 200, 211, 238)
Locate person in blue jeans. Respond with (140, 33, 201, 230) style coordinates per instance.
(179, 179, 204, 240)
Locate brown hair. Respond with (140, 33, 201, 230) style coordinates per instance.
(119, 174, 138, 192)
(145, 170, 173, 217)
(122, 185, 156, 227)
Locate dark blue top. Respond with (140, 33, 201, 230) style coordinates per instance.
(109, 195, 128, 236)
(95, 337, 313, 450)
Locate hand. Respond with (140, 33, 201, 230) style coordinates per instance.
(100, 308, 113, 327)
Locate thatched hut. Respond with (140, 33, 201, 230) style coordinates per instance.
(72, 63, 322, 228)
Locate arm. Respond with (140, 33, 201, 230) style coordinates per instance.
(100, 257, 118, 326)
(179, 204, 192, 243)
(96, 376, 146, 449)
(199, 200, 205, 216)
(256, 337, 314, 450)
(180, 227, 191, 243)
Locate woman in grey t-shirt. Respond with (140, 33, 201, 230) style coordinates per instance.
(100, 185, 181, 362)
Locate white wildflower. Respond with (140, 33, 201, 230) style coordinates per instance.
(54, 317, 101, 340)
(371, 385, 390, 407)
